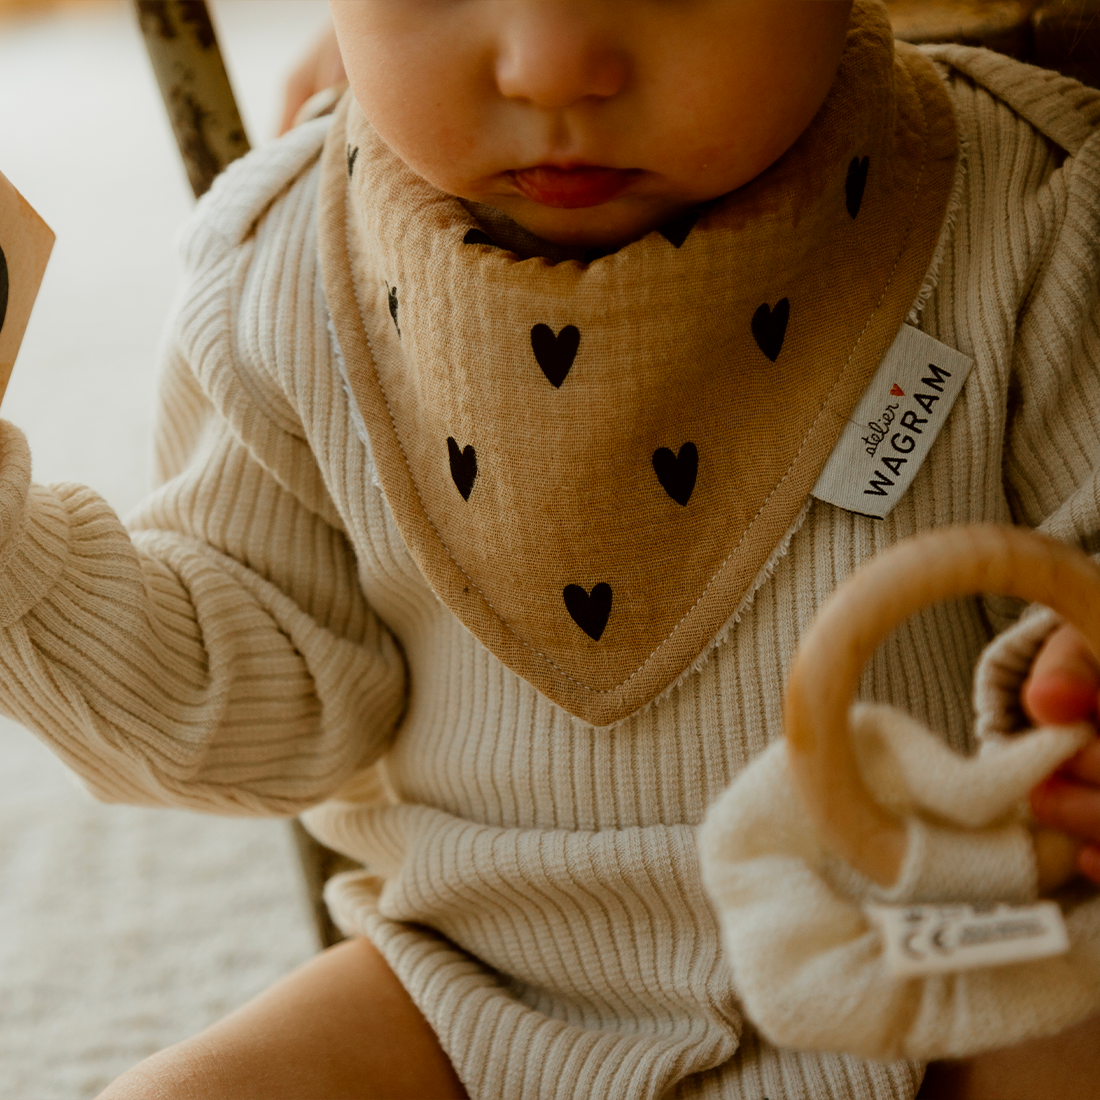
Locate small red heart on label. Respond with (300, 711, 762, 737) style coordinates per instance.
(890, 383, 904, 396)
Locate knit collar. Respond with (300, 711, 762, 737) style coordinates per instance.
(318, 0, 958, 727)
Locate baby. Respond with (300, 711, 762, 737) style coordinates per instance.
(7, 1, 1099, 1097)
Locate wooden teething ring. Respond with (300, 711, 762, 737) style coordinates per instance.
(785, 523, 1100, 890)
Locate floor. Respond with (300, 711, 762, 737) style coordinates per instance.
(0, 3, 332, 1095)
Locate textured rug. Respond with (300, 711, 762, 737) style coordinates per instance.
(0, 3, 330, 1095)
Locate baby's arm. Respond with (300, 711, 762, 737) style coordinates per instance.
(984, 98, 1100, 885)
(919, 90, 1100, 1100)
(0, 162, 406, 815)
(0, 400, 404, 815)
(278, 22, 344, 136)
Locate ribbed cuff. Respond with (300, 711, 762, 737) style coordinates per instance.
(0, 419, 31, 547)
(0, 420, 71, 629)
(973, 605, 1063, 746)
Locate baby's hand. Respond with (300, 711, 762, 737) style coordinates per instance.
(1022, 623, 1100, 884)
(279, 23, 346, 136)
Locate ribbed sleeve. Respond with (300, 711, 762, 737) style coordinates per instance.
(0, 121, 407, 815)
(1003, 118, 1100, 546)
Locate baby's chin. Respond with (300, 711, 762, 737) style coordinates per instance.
(478, 193, 705, 251)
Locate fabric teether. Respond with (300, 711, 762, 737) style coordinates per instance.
(699, 524, 1100, 1061)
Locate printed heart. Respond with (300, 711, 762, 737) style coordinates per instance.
(388, 284, 400, 336)
(890, 383, 905, 397)
(463, 228, 497, 247)
(530, 323, 581, 388)
(846, 155, 869, 219)
(0, 244, 7, 337)
(751, 298, 790, 363)
(447, 437, 477, 500)
(656, 198, 717, 248)
(347, 145, 359, 178)
(652, 442, 698, 506)
(657, 207, 704, 249)
(563, 582, 612, 641)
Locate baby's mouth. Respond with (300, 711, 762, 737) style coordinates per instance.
(509, 165, 640, 209)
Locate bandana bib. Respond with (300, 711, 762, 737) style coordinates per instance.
(319, 0, 958, 726)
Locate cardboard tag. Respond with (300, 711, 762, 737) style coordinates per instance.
(812, 325, 973, 519)
(0, 169, 54, 407)
(864, 901, 1069, 977)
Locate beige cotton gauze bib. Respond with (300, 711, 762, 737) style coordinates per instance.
(319, 0, 958, 727)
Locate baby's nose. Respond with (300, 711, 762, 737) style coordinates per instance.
(495, 3, 628, 109)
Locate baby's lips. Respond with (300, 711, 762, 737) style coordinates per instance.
(509, 165, 640, 208)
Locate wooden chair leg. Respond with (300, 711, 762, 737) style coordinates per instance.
(134, 0, 358, 953)
(289, 820, 356, 949)
(131, 0, 249, 199)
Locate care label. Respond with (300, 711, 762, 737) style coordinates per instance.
(812, 325, 973, 519)
(863, 901, 1069, 977)
(0, 168, 54, 407)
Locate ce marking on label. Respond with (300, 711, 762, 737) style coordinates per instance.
(901, 917, 953, 959)
(900, 930, 945, 960)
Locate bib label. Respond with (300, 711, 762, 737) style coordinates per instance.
(812, 325, 974, 519)
(864, 901, 1069, 977)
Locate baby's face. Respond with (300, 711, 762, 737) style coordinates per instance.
(331, 0, 854, 248)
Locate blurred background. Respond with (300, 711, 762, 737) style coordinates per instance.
(0, 0, 1096, 1097)
(886, 0, 1100, 85)
(0, 3, 329, 1097)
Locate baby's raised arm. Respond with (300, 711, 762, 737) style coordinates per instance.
(0, 132, 406, 818)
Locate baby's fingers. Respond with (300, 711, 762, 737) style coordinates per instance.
(1060, 739, 1100, 786)
(1031, 777, 1100, 884)
(1079, 845, 1100, 884)
(1022, 622, 1100, 726)
(1032, 775, 1100, 836)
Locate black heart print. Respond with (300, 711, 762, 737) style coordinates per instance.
(564, 582, 612, 641)
(0, 244, 7, 337)
(530, 324, 580, 388)
(751, 299, 789, 363)
(388, 285, 400, 336)
(657, 205, 707, 248)
(657, 199, 717, 248)
(447, 437, 477, 500)
(846, 156, 869, 219)
(463, 228, 497, 247)
(652, 442, 698, 506)
(347, 145, 359, 177)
